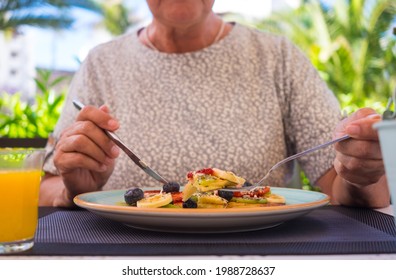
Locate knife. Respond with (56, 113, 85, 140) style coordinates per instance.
(72, 100, 169, 185)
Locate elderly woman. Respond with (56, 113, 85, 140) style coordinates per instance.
(40, 0, 389, 208)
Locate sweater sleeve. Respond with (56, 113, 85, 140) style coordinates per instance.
(277, 37, 341, 184)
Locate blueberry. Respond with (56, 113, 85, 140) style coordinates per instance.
(183, 198, 197, 208)
(124, 187, 144, 205)
(243, 181, 253, 187)
(162, 182, 180, 193)
(217, 190, 233, 201)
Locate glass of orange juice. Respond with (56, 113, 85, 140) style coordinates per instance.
(0, 148, 46, 254)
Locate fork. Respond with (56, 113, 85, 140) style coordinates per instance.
(236, 134, 351, 191)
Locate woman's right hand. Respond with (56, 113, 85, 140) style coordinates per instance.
(53, 104, 120, 202)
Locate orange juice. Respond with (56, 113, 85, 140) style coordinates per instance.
(0, 170, 42, 242)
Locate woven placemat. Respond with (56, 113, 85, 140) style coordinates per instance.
(24, 206, 396, 256)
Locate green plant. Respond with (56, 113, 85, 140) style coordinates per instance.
(0, 69, 67, 138)
(0, 0, 101, 32)
(300, 171, 321, 192)
(99, 1, 135, 36)
(338, 93, 389, 114)
(256, 0, 396, 108)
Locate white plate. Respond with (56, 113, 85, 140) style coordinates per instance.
(74, 187, 330, 233)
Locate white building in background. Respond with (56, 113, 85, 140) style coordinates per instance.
(0, 31, 36, 101)
(214, 0, 301, 19)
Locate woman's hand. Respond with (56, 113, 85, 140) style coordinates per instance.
(53, 104, 120, 201)
(333, 108, 384, 187)
(318, 107, 389, 208)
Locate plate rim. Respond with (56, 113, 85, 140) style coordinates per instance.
(73, 187, 330, 216)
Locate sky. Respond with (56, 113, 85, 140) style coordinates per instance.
(23, 0, 303, 71)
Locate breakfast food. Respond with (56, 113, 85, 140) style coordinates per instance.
(123, 167, 286, 209)
(136, 193, 173, 208)
(182, 167, 245, 201)
(187, 167, 245, 189)
(124, 187, 144, 205)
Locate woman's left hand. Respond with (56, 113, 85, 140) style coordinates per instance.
(333, 108, 385, 188)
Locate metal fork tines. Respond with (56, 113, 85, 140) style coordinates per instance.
(232, 134, 351, 192)
(255, 134, 351, 186)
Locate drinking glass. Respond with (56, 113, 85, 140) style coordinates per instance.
(0, 148, 46, 254)
(374, 120, 396, 223)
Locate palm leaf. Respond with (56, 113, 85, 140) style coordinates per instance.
(255, 0, 396, 105)
(1, 14, 73, 30)
(0, 0, 101, 31)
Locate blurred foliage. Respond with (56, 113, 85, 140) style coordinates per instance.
(301, 171, 322, 192)
(0, 70, 67, 138)
(0, 0, 101, 32)
(0, 1, 141, 36)
(338, 93, 391, 114)
(98, 0, 139, 36)
(255, 0, 396, 111)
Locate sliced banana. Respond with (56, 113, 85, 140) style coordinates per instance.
(212, 168, 246, 185)
(195, 179, 229, 192)
(197, 195, 228, 208)
(136, 193, 172, 208)
(266, 194, 286, 204)
(182, 181, 197, 202)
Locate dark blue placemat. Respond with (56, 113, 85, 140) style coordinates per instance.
(16, 206, 396, 256)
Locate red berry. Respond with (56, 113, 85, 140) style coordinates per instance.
(196, 168, 214, 175)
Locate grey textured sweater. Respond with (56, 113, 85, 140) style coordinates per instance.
(44, 23, 341, 190)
